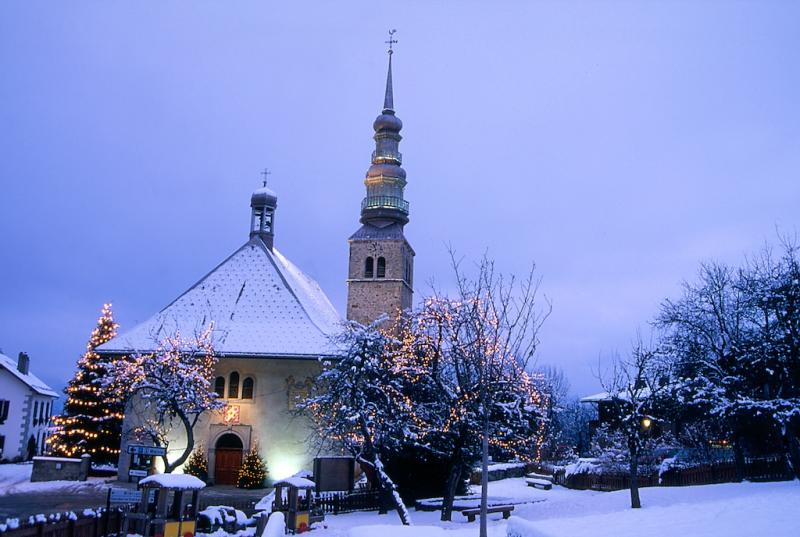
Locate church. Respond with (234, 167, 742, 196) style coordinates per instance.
(98, 46, 414, 484)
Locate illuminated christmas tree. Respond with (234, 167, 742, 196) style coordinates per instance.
(49, 303, 124, 463)
(183, 446, 209, 482)
(237, 447, 268, 489)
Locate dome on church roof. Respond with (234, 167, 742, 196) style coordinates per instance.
(366, 163, 406, 180)
(251, 186, 277, 208)
(373, 112, 402, 132)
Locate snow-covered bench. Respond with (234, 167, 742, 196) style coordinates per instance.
(525, 478, 552, 490)
(525, 472, 554, 482)
(461, 505, 515, 522)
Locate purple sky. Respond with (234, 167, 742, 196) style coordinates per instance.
(1, 1, 799, 399)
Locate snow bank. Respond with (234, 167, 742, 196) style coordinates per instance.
(139, 473, 206, 489)
(255, 491, 275, 512)
(264, 512, 285, 537)
(350, 525, 444, 537)
(563, 459, 600, 478)
(274, 476, 315, 488)
(507, 517, 553, 537)
(487, 462, 528, 472)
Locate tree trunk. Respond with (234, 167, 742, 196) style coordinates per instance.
(371, 456, 412, 525)
(165, 411, 195, 473)
(629, 442, 641, 509)
(441, 433, 466, 522)
(732, 431, 746, 482)
(781, 424, 800, 480)
(479, 415, 490, 537)
(441, 458, 462, 521)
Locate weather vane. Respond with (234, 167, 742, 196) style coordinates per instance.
(260, 168, 271, 187)
(385, 29, 397, 55)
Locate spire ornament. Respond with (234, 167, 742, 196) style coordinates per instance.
(383, 30, 397, 112)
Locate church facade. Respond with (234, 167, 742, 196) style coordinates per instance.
(98, 48, 414, 483)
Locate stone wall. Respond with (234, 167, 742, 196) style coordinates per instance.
(346, 238, 413, 324)
(31, 454, 90, 482)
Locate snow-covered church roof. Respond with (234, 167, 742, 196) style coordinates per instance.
(98, 238, 341, 359)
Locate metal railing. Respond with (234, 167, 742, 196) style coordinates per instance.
(372, 150, 402, 164)
(361, 196, 409, 213)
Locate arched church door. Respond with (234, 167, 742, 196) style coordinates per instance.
(214, 433, 244, 485)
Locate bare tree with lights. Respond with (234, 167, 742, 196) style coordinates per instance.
(103, 324, 224, 473)
(436, 252, 550, 535)
(395, 286, 549, 522)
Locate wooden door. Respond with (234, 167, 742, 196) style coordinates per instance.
(215, 449, 243, 485)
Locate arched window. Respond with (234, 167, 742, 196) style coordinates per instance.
(377, 257, 386, 278)
(228, 372, 240, 399)
(214, 376, 225, 398)
(364, 257, 374, 278)
(242, 377, 254, 399)
(33, 401, 39, 426)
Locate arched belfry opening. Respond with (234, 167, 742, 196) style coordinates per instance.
(214, 433, 244, 485)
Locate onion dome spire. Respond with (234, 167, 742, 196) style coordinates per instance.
(360, 30, 409, 227)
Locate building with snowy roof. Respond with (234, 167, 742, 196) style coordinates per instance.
(0, 352, 58, 461)
(97, 181, 342, 484)
(97, 42, 416, 484)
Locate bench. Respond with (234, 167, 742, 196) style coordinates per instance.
(461, 505, 515, 522)
(526, 478, 552, 490)
(525, 472, 554, 482)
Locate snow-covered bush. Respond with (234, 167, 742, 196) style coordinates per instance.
(263, 512, 285, 537)
(506, 516, 552, 537)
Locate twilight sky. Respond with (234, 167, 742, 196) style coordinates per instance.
(1, 1, 798, 399)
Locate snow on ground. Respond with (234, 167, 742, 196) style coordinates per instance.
(311, 478, 800, 537)
(0, 463, 109, 496)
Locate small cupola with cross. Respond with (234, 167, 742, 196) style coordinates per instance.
(250, 168, 278, 249)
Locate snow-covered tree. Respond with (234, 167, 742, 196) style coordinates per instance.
(421, 253, 549, 532)
(50, 303, 124, 463)
(599, 339, 672, 509)
(301, 320, 415, 525)
(103, 324, 224, 473)
(657, 239, 800, 478)
(395, 290, 548, 522)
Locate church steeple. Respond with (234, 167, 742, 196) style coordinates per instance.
(346, 32, 415, 325)
(360, 30, 409, 227)
(250, 169, 277, 250)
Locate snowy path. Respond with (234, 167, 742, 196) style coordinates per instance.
(0, 464, 112, 519)
(313, 478, 800, 537)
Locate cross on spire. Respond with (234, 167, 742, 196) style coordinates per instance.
(260, 168, 271, 187)
(385, 29, 397, 55)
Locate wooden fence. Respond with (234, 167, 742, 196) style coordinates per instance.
(315, 489, 382, 515)
(0, 509, 128, 537)
(546, 455, 792, 491)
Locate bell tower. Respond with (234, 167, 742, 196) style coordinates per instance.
(346, 32, 415, 325)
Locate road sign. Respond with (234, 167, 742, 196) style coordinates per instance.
(108, 488, 142, 505)
(127, 444, 167, 456)
(128, 469, 148, 477)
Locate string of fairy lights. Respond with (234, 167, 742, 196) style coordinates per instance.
(307, 296, 550, 463)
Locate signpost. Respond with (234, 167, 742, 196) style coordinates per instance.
(126, 445, 167, 483)
(127, 445, 167, 457)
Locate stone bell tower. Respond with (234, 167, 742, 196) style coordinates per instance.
(346, 33, 414, 325)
